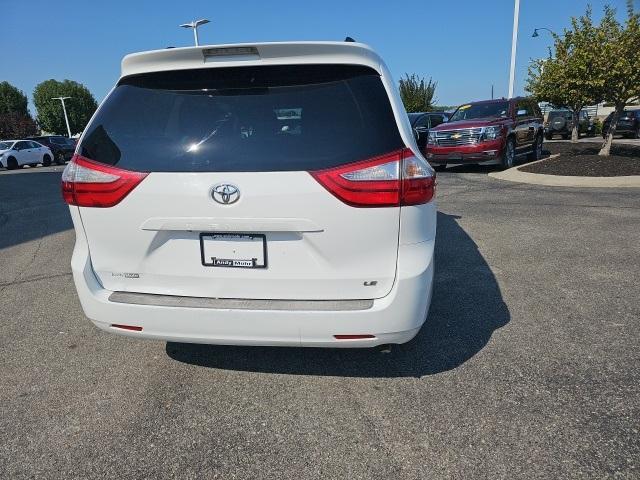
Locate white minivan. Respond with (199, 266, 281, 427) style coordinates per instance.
(63, 42, 436, 347)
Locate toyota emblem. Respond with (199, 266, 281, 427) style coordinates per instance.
(211, 183, 240, 205)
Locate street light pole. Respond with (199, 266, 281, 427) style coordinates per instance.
(532, 27, 556, 76)
(508, 0, 520, 99)
(52, 96, 72, 137)
(179, 19, 211, 46)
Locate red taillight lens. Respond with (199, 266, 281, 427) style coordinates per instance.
(310, 148, 435, 207)
(402, 154, 436, 206)
(311, 150, 401, 207)
(62, 155, 148, 207)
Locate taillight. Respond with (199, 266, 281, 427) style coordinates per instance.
(62, 155, 148, 207)
(402, 153, 437, 205)
(310, 148, 435, 207)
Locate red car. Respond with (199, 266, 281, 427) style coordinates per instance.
(425, 97, 544, 170)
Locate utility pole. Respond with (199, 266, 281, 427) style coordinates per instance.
(179, 19, 211, 46)
(491, 84, 494, 99)
(508, 0, 520, 98)
(52, 96, 72, 137)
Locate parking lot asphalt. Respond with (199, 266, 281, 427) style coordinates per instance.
(1, 164, 639, 479)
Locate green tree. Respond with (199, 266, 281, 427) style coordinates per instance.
(399, 74, 437, 113)
(598, 1, 640, 156)
(33, 79, 97, 136)
(526, 6, 611, 143)
(0, 81, 29, 116)
(431, 105, 457, 112)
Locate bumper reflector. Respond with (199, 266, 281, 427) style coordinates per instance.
(111, 324, 143, 332)
(334, 334, 376, 340)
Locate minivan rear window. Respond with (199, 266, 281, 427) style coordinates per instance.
(79, 65, 404, 172)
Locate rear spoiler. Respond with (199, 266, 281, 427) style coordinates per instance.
(121, 42, 383, 78)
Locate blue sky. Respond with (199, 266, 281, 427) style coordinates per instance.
(3, 0, 636, 114)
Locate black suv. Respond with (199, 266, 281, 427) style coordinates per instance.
(603, 109, 640, 139)
(408, 111, 449, 150)
(28, 136, 76, 165)
(544, 109, 595, 140)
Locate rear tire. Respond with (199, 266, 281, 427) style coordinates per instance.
(633, 127, 640, 139)
(43, 154, 52, 167)
(501, 138, 516, 169)
(433, 164, 447, 172)
(562, 134, 569, 140)
(545, 132, 553, 141)
(6, 157, 18, 170)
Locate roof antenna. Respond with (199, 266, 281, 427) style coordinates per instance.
(344, 36, 356, 42)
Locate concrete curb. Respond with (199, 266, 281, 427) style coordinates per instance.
(488, 154, 640, 188)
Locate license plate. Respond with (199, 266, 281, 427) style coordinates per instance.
(200, 233, 267, 268)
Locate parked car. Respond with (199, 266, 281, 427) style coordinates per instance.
(425, 97, 544, 170)
(28, 135, 76, 165)
(408, 111, 449, 150)
(602, 109, 640, 139)
(0, 140, 53, 169)
(544, 109, 595, 140)
(62, 41, 436, 348)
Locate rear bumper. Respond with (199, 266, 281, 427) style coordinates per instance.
(545, 126, 595, 136)
(544, 127, 569, 135)
(70, 213, 434, 348)
(52, 148, 74, 158)
(603, 124, 636, 134)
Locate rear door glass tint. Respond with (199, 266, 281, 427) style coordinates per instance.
(80, 65, 403, 172)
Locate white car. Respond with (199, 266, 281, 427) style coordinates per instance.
(0, 140, 53, 169)
(62, 41, 437, 348)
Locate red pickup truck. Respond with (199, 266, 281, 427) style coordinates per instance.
(424, 97, 544, 170)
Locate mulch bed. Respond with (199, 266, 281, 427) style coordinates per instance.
(518, 142, 640, 177)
